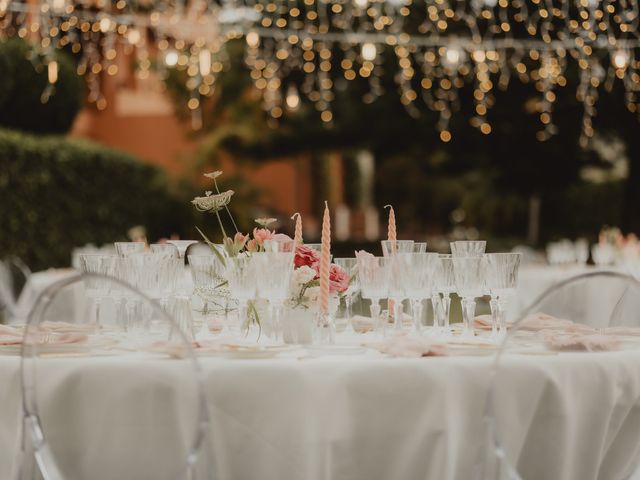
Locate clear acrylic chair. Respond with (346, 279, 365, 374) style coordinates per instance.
(478, 271, 640, 480)
(14, 272, 210, 480)
(0, 257, 31, 322)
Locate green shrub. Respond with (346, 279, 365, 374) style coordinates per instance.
(0, 39, 83, 134)
(0, 128, 195, 270)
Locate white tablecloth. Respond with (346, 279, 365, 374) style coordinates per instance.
(1, 349, 639, 480)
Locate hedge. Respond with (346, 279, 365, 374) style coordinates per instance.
(0, 128, 195, 270)
(0, 39, 83, 134)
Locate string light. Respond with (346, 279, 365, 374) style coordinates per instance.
(2, 0, 640, 143)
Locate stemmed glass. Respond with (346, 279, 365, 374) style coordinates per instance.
(381, 240, 414, 326)
(255, 240, 295, 342)
(381, 240, 415, 257)
(450, 241, 486, 257)
(166, 240, 198, 259)
(485, 253, 521, 338)
(433, 254, 455, 335)
(150, 243, 179, 258)
(388, 254, 410, 331)
(333, 258, 359, 333)
(452, 256, 486, 337)
(403, 253, 439, 335)
(356, 256, 389, 335)
(226, 256, 257, 334)
(188, 255, 226, 338)
(79, 254, 116, 328)
(114, 242, 145, 257)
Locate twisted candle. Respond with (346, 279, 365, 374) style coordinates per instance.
(385, 204, 397, 321)
(385, 205, 397, 243)
(291, 212, 303, 246)
(319, 202, 331, 315)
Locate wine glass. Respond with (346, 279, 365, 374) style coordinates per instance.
(450, 241, 486, 257)
(485, 253, 521, 338)
(380, 240, 415, 257)
(333, 258, 359, 333)
(114, 242, 145, 257)
(188, 255, 226, 338)
(150, 243, 179, 258)
(166, 240, 198, 259)
(413, 242, 427, 253)
(403, 253, 439, 335)
(356, 256, 389, 335)
(226, 256, 257, 334)
(433, 254, 455, 335)
(452, 255, 486, 337)
(255, 249, 295, 342)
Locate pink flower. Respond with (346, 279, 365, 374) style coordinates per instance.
(252, 228, 274, 246)
(295, 244, 321, 269)
(355, 250, 375, 260)
(234, 232, 248, 250)
(329, 264, 350, 294)
(246, 239, 258, 253)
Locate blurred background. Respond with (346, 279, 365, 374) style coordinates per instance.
(1, 0, 638, 271)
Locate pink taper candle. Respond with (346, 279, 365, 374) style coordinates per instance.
(385, 205, 397, 243)
(385, 205, 397, 320)
(319, 202, 331, 315)
(291, 212, 303, 245)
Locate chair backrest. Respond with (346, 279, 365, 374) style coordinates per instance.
(0, 257, 31, 321)
(479, 271, 640, 480)
(17, 272, 209, 480)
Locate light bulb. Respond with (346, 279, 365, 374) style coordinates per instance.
(286, 85, 300, 110)
(199, 50, 211, 76)
(613, 50, 629, 69)
(361, 43, 377, 61)
(164, 50, 179, 67)
(127, 29, 141, 45)
(99, 17, 111, 33)
(246, 31, 260, 48)
(48, 61, 58, 83)
(354, 0, 368, 8)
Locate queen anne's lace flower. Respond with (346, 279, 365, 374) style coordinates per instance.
(191, 190, 235, 212)
(204, 171, 223, 179)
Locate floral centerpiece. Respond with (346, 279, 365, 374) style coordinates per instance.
(191, 171, 349, 342)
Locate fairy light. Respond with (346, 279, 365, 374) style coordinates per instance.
(2, 0, 640, 143)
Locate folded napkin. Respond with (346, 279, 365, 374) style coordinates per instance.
(352, 315, 375, 333)
(541, 330, 619, 352)
(519, 313, 596, 334)
(473, 314, 512, 331)
(375, 334, 448, 358)
(603, 326, 640, 336)
(0, 324, 23, 345)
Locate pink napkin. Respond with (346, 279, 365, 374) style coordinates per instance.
(519, 313, 596, 334)
(376, 334, 448, 358)
(541, 330, 619, 352)
(0, 325, 23, 345)
(352, 315, 375, 333)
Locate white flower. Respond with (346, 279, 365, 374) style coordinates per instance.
(191, 190, 234, 212)
(255, 217, 277, 227)
(293, 265, 317, 286)
(204, 171, 223, 179)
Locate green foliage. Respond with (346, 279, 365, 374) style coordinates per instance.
(0, 128, 195, 270)
(0, 39, 83, 134)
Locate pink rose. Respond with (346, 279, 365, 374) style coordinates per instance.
(253, 228, 274, 246)
(329, 264, 350, 294)
(295, 244, 321, 269)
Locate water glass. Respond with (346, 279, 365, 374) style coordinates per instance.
(255, 250, 295, 342)
(333, 257, 359, 333)
(433, 254, 455, 333)
(151, 243, 179, 258)
(403, 252, 439, 334)
(189, 255, 226, 337)
(79, 254, 116, 327)
(381, 240, 415, 257)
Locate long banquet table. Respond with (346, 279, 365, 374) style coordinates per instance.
(1, 345, 639, 480)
